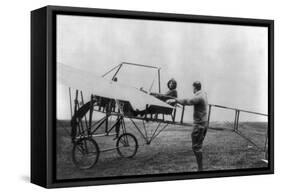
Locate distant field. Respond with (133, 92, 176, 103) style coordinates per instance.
(56, 120, 268, 180)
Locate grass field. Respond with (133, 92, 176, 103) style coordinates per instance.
(56, 120, 268, 180)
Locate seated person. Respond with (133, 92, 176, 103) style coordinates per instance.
(150, 78, 178, 105)
(135, 78, 178, 117)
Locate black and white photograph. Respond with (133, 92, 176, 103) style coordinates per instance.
(55, 12, 271, 181)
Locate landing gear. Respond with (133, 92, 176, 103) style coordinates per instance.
(72, 138, 100, 169)
(117, 133, 138, 158)
(70, 89, 139, 169)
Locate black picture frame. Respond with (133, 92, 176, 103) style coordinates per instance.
(31, 5, 274, 188)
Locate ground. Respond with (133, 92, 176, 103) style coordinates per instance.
(56, 120, 268, 180)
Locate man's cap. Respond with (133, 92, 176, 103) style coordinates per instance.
(192, 81, 201, 90)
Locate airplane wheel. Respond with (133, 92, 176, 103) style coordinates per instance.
(116, 133, 138, 158)
(72, 138, 100, 169)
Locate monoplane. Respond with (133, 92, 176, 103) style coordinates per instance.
(58, 62, 268, 169)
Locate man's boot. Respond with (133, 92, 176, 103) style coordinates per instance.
(195, 152, 203, 171)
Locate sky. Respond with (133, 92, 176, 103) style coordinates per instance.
(57, 15, 268, 122)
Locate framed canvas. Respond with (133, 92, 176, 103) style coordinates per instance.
(31, 5, 274, 188)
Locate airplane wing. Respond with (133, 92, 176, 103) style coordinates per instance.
(57, 63, 174, 111)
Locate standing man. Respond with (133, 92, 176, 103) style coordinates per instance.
(167, 81, 208, 171)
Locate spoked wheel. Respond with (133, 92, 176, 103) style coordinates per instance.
(116, 133, 138, 158)
(72, 138, 100, 169)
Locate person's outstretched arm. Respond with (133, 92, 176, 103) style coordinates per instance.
(167, 96, 201, 106)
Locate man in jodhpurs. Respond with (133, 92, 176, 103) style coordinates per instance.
(168, 81, 208, 171)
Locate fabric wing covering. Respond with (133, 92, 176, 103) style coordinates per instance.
(58, 63, 174, 112)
